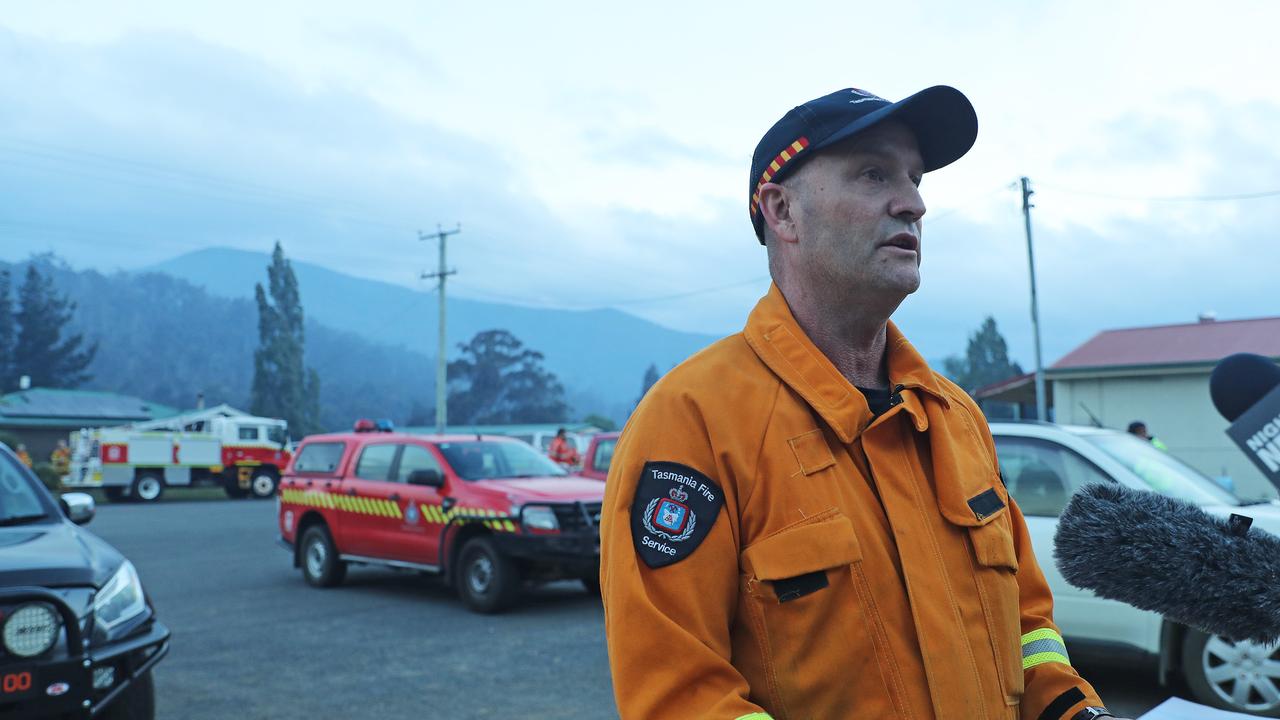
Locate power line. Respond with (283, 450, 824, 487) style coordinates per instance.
(1036, 182, 1280, 203)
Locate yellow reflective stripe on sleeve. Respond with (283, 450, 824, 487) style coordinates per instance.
(1023, 651, 1072, 670)
(734, 714, 774, 720)
(1021, 628, 1071, 670)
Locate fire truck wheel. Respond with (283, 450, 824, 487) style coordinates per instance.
(457, 536, 521, 613)
(131, 474, 165, 503)
(249, 470, 279, 499)
(224, 484, 248, 499)
(300, 526, 346, 588)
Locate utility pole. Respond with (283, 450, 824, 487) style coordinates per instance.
(1020, 177, 1048, 422)
(420, 224, 462, 434)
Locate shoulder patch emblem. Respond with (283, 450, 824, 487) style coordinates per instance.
(631, 461, 723, 568)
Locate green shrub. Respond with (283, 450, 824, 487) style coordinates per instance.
(32, 462, 61, 492)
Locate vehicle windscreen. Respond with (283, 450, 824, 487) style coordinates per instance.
(437, 441, 568, 480)
(267, 426, 288, 445)
(0, 451, 50, 524)
(292, 442, 345, 474)
(1086, 433, 1240, 506)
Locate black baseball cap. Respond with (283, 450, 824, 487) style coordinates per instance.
(749, 85, 978, 243)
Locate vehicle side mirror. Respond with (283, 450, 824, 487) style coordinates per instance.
(60, 492, 96, 525)
(408, 469, 444, 488)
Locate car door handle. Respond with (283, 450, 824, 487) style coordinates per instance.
(346, 488, 357, 496)
(389, 493, 401, 502)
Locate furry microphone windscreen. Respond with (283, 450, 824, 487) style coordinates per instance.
(1054, 482, 1280, 644)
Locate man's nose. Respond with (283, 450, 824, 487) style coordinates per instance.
(890, 181, 926, 224)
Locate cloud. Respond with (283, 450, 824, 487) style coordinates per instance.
(0, 15, 1277, 377)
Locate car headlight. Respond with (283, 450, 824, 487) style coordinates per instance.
(3, 603, 62, 657)
(94, 561, 147, 632)
(521, 505, 559, 532)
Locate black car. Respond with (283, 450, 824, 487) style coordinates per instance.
(0, 443, 169, 719)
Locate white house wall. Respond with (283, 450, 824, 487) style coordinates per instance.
(1053, 371, 1273, 500)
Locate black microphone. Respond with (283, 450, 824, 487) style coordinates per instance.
(1054, 481, 1280, 644)
(1211, 352, 1280, 488)
(1211, 352, 1280, 423)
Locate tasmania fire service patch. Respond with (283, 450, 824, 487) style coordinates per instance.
(631, 461, 723, 568)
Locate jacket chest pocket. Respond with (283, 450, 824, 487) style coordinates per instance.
(738, 511, 903, 719)
(941, 485, 1026, 703)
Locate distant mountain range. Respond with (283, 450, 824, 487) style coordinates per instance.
(1, 256, 438, 431)
(148, 248, 719, 423)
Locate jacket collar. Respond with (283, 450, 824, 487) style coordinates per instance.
(743, 283, 950, 444)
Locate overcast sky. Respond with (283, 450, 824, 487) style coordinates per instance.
(2, 1, 1277, 367)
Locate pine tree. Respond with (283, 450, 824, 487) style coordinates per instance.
(11, 265, 96, 389)
(943, 316, 1024, 392)
(0, 269, 14, 391)
(249, 243, 320, 434)
(636, 363, 661, 407)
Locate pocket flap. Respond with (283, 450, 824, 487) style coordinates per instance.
(743, 514, 861, 580)
(969, 520, 1019, 572)
(937, 477, 1010, 528)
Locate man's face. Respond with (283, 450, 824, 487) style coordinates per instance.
(783, 121, 926, 300)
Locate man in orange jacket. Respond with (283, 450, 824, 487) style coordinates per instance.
(601, 86, 1126, 720)
(548, 428, 581, 468)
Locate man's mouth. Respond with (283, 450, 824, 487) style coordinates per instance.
(881, 232, 919, 252)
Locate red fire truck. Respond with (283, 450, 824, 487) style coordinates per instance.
(62, 405, 291, 502)
(277, 421, 605, 613)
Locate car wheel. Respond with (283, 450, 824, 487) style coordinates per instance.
(104, 487, 127, 503)
(1182, 628, 1280, 717)
(300, 526, 346, 588)
(131, 474, 165, 503)
(99, 669, 155, 720)
(457, 537, 520, 613)
(249, 470, 279, 499)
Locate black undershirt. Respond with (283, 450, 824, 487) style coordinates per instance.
(858, 386, 892, 417)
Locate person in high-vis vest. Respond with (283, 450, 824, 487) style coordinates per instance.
(548, 428, 581, 468)
(600, 86, 1128, 720)
(50, 438, 72, 476)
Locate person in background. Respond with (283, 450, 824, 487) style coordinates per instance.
(50, 438, 72, 476)
(547, 428, 580, 468)
(1127, 421, 1168, 451)
(15, 443, 33, 468)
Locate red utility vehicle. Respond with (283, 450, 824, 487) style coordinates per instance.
(578, 432, 620, 482)
(277, 421, 605, 612)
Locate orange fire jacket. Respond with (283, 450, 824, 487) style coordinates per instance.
(601, 284, 1104, 720)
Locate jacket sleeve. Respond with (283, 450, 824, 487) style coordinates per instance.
(964, 399, 1105, 720)
(600, 389, 770, 720)
(1007, 498, 1105, 720)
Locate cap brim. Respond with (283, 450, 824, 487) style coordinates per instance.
(814, 85, 977, 172)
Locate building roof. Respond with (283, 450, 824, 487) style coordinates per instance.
(400, 422, 603, 436)
(1051, 316, 1280, 372)
(0, 388, 180, 428)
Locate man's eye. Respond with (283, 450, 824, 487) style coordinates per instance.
(911, 175, 923, 187)
(863, 168, 885, 182)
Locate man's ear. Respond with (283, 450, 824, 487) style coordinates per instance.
(758, 181, 799, 243)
